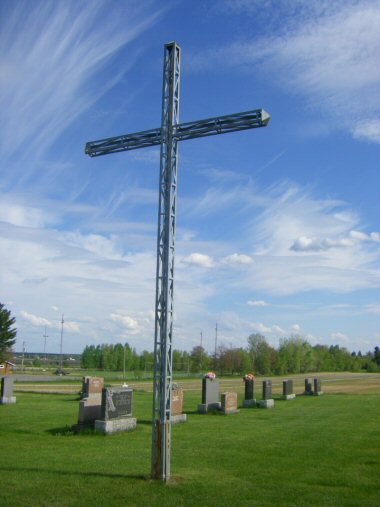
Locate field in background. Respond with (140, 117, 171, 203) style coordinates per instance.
(13, 372, 380, 396)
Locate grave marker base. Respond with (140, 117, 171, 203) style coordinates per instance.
(282, 394, 296, 400)
(259, 399, 275, 408)
(70, 421, 95, 433)
(221, 408, 240, 415)
(198, 402, 221, 413)
(313, 391, 323, 396)
(95, 417, 137, 434)
(0, 396, 16, 404)
(171, 414, 187, 424)
(243, 399, 256, 408)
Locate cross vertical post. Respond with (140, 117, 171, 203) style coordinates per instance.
(152, 41, 180, 481)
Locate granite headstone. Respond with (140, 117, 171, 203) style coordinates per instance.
(198, 378, 221, 413)
(171, 387, 187, 424)
(243, 379, 256, 408)
(95, 387, 136, 434)
(221, 392, 239, 414)
(72, 376, 104, 431)
(304, 378, 313, 395)
(0, 376, 16, 404)
(313, 378, 323, 396)
(260, 380, 274, 408)
(282, 379, 295, 400)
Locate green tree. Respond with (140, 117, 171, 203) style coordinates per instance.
(0, 303, 17, 363)
(190, 345, 206, 373)
(374, 346, 380, 366)
(239, 348, 251, 375)
(247, 333, 276, 375)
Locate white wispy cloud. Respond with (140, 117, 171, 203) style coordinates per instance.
(181, 253, 215, 268)
(0, 0, 163, 185)
(291, 229, 380, 252)
(365, 304, 380, 315)
(222, 253, 253, 265)
(194, 1, 380, 143)
(20, 311, 79, 332)
(247, 300, 269, 307)
(110, 313, 139, 333)
(352, 119, 380, 143)
(250, 322, 286, 335)
(331, 331, 350, 342)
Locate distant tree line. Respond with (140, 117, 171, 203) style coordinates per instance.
(81, 334, 380, 375)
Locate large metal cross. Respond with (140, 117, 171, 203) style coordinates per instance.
(85, 41, 270, 482)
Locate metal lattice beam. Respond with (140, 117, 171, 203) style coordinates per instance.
(151, 41, 180, 481)
(85, 109, 270, 157)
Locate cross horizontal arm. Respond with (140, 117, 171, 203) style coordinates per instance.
(84, 108, 270, 157)
(175, 108, 270, 142)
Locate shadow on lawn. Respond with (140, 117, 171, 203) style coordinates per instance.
(0, 465, 148, 481)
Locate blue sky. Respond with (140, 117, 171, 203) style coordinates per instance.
(1, 0, 379, 355)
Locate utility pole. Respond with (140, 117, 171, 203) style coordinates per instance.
(200, 330, 203, 372)
(85, 41, 270, 482)
(43, 326, 48, 362)
(214, 323, 218, 361)
(123, 343, 126, 382)
(59, 314, 64, 374)
(22, 341, 26, 372)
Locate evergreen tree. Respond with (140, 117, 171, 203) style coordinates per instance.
(0, 303, 17, 363)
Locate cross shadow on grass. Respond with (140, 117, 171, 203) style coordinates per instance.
(46, 426, 98, 436)
(0, 465, 148, 481)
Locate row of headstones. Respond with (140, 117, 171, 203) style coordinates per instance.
(72, 377, 188, 434)
(0, 375, 16, 404)
(72, 376, 323, 433)
(199, 377, 323, 413)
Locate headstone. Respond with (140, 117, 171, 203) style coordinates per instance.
(198, 378, 221, 413)
(282, 379, 295, 400)
(77, 397, 102, 426)
(262, 379, 272, 400)
(304, 378, 313, 395)
(243, 379, 256, 408)
(86, 376, 104, 398)
(221, 392, 239, 414)
(81, 376, 91, 398)
(313, 378, 323, 396)
(72, 376, 104, 432)
(95, 387, 137, 434)
(171, 387, 187, 424)
(259, 380, 274, 408)
(0, 376, 16, 404)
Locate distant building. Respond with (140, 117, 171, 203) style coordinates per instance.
(0, 361, 15, 375)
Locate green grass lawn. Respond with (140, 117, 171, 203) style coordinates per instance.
(1, 389, 379, 506)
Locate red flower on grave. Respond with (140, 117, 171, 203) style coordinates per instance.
(243, 373, 255, 381)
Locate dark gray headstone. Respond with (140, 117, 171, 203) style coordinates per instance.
(244, 380, 254, 400)
(305, 378, 313, 394)
(262, 380, 272, 400)
(283, 379, 293, 396)
(202, 378, 219, 404)
(81, 376, 90, 398)
(101, 388, 133, 420)
(1, 376, 14, 398)
(314, 378, 322, 393)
